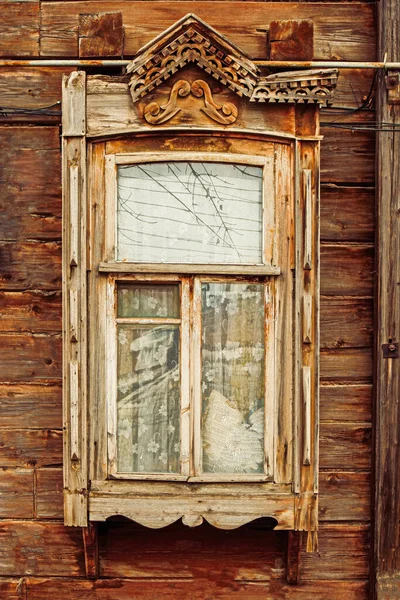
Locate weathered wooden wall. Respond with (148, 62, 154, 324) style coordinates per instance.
(0, 2, 375, 598)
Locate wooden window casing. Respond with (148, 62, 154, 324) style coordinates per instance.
(62, 15, 335, 540)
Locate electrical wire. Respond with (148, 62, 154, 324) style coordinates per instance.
(0, 101, 61, 117)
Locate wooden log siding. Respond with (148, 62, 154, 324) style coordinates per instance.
(0, 2, 374, 599)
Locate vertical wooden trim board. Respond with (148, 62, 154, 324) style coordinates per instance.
(62, 70, 88, 527)
(375, 0, 400, 596)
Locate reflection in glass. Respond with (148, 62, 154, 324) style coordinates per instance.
(117, 325, 180, 473)
(118, 284, 180, 318)
(201, 283, 265, 473)
(117, 162, 263, 264)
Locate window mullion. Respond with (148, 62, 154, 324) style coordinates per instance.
(191, 276, 202, 477)
(180, 277, 191, 478)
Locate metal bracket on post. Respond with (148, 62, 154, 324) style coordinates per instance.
(385, 70, 400, 104)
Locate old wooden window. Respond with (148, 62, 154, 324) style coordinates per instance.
(104, 154, 278, 482)
(62, 14, 337, 547)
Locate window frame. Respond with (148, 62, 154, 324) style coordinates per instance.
(106, 273, 276, 483)
(102, 151, 279, 275)
(62, 70, 322, 538)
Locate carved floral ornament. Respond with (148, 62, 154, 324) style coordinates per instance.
(126, 14, 339, 125)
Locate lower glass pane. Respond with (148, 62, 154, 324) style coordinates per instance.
(201, 283, 265, 474)
(117, 325, 180, 473)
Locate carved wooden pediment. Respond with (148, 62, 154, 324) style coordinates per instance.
(126, 14, 338, 106)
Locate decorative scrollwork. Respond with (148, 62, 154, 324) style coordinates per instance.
(127, 14, 259, 104)
(191, 79, 238, 124)
(143, 79, 239, 125)
(127, 15, 338, 109)
(143, 80, 191, 124)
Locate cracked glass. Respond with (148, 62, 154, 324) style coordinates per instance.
(117, 162, 263, 264)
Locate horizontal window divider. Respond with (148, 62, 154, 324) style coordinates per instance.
(99, 262, 281, 276)
(188, 475, 272, 483)
(109, 473, 189, 482)
(116, 317, 181, 325)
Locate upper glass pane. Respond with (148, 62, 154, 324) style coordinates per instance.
(117, 284, 180, 318)
(117, 162, 263, 264)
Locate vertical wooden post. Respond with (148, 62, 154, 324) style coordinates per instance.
(62, 71, 88, 527)
(83, 522, 99, 579)
(375, 1, 400, 597)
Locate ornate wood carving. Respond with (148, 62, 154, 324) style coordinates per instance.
(143, 79, 238, 125)
(251, 69, 338, 104)
(127, 14, 338, 107)
(127, 14, 258, 102)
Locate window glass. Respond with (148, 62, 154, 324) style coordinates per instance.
(117, 162, 263, 265)
(201, 282, 265, 473)
(116, 282, 181, 474)
(118, 283, 180, 318)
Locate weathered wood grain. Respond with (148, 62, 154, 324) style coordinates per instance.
(0, 429, 62, 468)
(0, 334, 61, 382)
(319, 471, 370, 521)
(0, 579, 24, 600)
(99, 522, 285, 580)
(0, 384, 62, 429)
(374, 1, 400, 594)
(25, 578, 370, 600)
(0, 2, 39, 57)
(39, 2, 375, 61)
(0, 127, 61, 241)
(36, 467, 63, 518)
(301, 524, 370, 581)
(320, 384, 372, 422)
(320, 126, 375, 184)
(0, 68, 67, 123)
(320, 298, 373, 349)
(269, 20, 314, 61)
(320, 245, 374, 296)
(79, 12, 124, 58)
(320, 348, 372, 381)
(0, 243, 61, 291)
(0, 522, 84, 576)
(320, 185, 374, 242)
(319, 423, 372, 469)
(0, 292, 61, 333)
(0, 468, 34, 518)
(320, 69, 375, 109)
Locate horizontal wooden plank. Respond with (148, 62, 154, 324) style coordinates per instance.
(36, 468, 63, 519)
(0, 2, 39, 57)
(320, 348, 372, 382)
(100, 521, 285, 580)
(0, 522, 84, 576)
(0, 127, 61, 241)
(26, 578, 369, 600)
(0, 429, 62, 468)
(0, 579, 23, 600)
(0, 67, 69, 123)
(320, 185, 374, 242)
(320, 126, 375, 184)
(0, 468, 33, 518)
(302, 524, 370, 581)
(320, 384, 372, 422)
(319, 471, 370, 521)
(320, 423, 372, 470)
(320, 245, 374, 296)
(321, 68, 375, 109)
(0, 334, 61, 382)
(0, 292, 61, 333)
(0, 384, 62, 429)
(0, 242, 61, 291)
(39, 2, 375, 60)
(320, 298, 373, 349)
